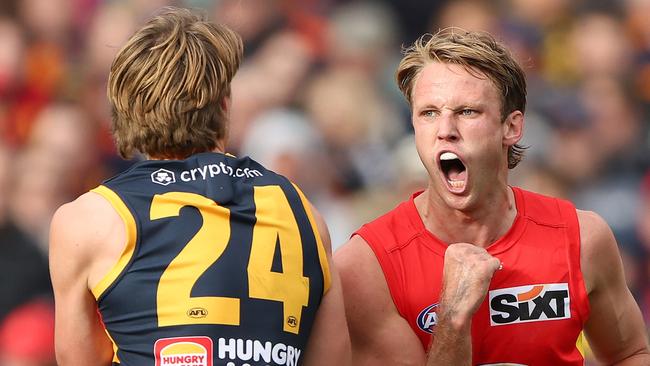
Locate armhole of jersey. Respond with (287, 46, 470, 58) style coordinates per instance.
(89, 185, 138, 300)
(557, 199, 591, 325)
(354, 228, 407, 317)
(291, 183, 331, 295)
(97, 306, 121, 364)
(105, 328, 121, 364)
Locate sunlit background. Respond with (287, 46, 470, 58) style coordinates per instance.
(1, 0, 649, 364)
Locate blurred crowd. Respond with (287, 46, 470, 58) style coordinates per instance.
(1, 0, 650, 364)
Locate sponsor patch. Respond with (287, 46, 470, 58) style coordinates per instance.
(154, 336, 212, 366)
(416, 303, 439, 333)
(489, 283, 570, 326)
(151, 169, 176, 186)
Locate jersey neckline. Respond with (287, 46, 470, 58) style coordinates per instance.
(404, 186, 528, 256)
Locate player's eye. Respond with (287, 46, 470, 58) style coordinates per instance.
(460, 109, 476, 116)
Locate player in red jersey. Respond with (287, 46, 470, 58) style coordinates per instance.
(335, 28, 650, 365)
(49, 7, 350, 366)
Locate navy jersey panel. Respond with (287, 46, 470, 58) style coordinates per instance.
(97, 152, 326, 366)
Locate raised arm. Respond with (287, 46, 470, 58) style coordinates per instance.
(300, 204, 351, 366)
(579, 210, 650, 365)
(334, 235, 426, 366)
(49, 194, 116, 366)
(426, 243, 501, 366)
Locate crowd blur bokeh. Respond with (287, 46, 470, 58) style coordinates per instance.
(1, 0, 649, 363)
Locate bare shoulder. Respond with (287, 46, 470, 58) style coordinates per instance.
(577, 209, 613, 252)
(50, 191, 125, 289)
(51, 191, 121, 247)
(307, 202, 333, 256)
(334, 235, 386, 296)
(576, 209, 619, 293)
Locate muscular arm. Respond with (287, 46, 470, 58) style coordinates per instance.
(301, 205, 351, 366)
(335, 235, 426, 366)
(336, 237, 499, 366)
(580, 210, 650, 365)
(49, 195, 115, 366)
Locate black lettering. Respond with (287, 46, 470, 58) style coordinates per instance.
(530, 290, 568, 319)
(490, 294, 519, 324)
(518, 301, 532, 321)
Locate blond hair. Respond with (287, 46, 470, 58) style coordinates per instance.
(397, 28, 527, 168)
(108, 7, 243, 159)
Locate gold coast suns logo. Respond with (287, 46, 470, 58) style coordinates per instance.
(154, 336, 213, 366)
(489, 283, 570, 326)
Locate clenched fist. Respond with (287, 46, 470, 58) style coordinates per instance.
(438, 243, 501, 331)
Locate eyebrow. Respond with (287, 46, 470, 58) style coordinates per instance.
(413, 102, 485, 111)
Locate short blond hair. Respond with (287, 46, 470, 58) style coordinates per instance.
(397, 28, 527, 168)
(108, 7, 243, 159)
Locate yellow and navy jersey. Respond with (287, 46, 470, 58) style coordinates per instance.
(91, 152, 330, 366)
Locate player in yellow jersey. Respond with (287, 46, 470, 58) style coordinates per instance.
(49, 7, 350, 366)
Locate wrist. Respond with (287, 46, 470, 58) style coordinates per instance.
(436, 305, 472, 334)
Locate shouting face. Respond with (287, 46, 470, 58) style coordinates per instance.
(411, 62, 523, 211)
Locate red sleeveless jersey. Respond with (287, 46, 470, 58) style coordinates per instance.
(355, 187, 590, 365)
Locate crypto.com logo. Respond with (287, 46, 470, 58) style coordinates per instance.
(151, 169, 176, 186)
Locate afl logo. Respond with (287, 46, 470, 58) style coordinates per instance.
(416, 303, 439, 334)
(187, 308, 208, 318)
(287, 316, 297, 328)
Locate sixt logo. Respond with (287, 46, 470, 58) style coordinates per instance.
(489, 283, 570, 326)
(151, 169, 176, 186)
(416, 303, 439, 333)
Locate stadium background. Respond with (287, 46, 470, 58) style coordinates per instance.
(0, 0, 649, 364)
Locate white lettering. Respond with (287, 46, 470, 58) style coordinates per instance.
(287, 347, 294, 366)
(294, 348, 301, 365)
(178, 163, 263, 181)
(253, 340, 271, 363)
(215, 338, 301, 365)
(198, 166, 208, 179)
(237, 338, 253, 361)
(209, 164, 220, 177)
(272, 343, 287, 365)
(218, 338, 236, 360)
(220, 162, 233, 175)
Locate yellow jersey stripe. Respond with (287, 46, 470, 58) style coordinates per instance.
(103, 327, 121, 363)
(576, 330, 588, 359)
(90, 185, 138, 299)
(292, 184, 331, 294)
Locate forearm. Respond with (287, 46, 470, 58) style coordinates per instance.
(425, 306, 472, 366)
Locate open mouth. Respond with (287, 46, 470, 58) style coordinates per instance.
(439, 152, 467, 192)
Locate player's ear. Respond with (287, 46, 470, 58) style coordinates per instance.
(221, 96, 231, 113)
(503, 110, 524, 147)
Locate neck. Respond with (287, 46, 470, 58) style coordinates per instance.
(147, 140, 227, 160)
(415, 186, 517, 248)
